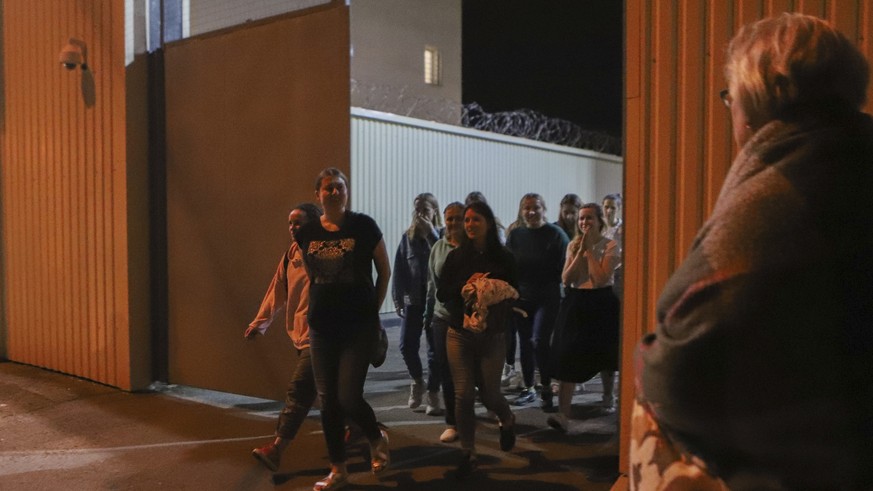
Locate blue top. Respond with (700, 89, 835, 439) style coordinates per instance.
(392, 228, 440, 309)
(506, 223, 569, 300)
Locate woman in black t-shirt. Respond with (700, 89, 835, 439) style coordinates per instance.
(294, 167, 391, 491)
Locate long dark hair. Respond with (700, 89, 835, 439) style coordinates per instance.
(557, 193, 583, 238)
(292, 202, 323, 223)
(463, 201, 502, 252)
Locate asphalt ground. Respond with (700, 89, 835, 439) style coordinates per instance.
(0, 314, 619, 490)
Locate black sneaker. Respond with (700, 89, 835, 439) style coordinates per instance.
(540, 393, 555, 412)
(512, 387, 536, 406)
(456, 451, 478, 479)
(547, 414, 568, 433)
(499, 417, 516, 451)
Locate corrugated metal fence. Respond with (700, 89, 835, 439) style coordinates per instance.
(350, 107, 623, 312)
(0, 0, 142, 388)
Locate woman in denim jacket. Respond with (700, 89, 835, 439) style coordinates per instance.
(392, 192, 444, 414)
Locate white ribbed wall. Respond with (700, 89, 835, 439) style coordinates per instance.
(187, 0, 330, 36)
(350, 108, 623, 311)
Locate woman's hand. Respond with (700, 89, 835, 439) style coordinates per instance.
(582, 229, 598, 252)
(415, 213, 436, 237)
(563, 237, 589, 286)
(244, 326, 259, 340)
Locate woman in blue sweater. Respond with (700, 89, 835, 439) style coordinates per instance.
(506, 193, 569, 410)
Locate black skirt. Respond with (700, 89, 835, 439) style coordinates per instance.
(550, 286, 620, 383)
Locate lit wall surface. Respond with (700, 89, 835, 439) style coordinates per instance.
(1, 0, 151, 389)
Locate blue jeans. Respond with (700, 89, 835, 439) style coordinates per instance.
(276, 347, 317, 439)
(309, 327, 381, 463)
(516, 295, 560, 390)
(400, 304, 439, 391)
(429, 316, 456, 426)
(447, 327, 514, 450)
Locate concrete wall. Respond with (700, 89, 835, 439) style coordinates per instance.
(349, 0, 462, 123)
(182, 0, 461, 124)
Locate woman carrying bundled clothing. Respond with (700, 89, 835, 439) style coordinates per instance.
(437, 201, 518, 479)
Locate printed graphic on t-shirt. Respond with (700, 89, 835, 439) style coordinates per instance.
(307, 238, 356, 284)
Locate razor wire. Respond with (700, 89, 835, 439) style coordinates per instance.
(350, 80, 622, 156)
(461, 103, 622, 155)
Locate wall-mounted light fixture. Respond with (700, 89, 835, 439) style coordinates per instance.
(59, 38, 89, 71)
(424, 46, 441, 86)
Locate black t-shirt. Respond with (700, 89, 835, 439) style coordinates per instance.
(506, 223, 568, 299)
(295, 211, 382, 332)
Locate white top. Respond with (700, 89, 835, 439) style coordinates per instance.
(563, 236, 621, 289)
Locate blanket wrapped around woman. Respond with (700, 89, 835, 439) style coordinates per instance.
(637, 112, 873, 489)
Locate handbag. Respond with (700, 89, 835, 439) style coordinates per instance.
(371, 326, 389, 368)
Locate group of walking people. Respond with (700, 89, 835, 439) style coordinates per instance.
(245, 11, 873, 490)
(243, 165, 622, 489)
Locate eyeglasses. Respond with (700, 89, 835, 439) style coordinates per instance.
(719, 88, 732, 108)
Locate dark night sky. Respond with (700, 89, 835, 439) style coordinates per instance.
(462, 1, 623, 138)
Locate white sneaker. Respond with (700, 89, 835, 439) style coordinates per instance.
(600, 394, 617, 413)
(501, 364, 515, 387)
(408, 378, 424, 409)
(425, 391, 444, 416)
(439, 426, 458, 443)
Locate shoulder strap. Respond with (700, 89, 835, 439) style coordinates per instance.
(282, 249, 292, 289)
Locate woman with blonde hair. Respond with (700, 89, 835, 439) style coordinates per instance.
(505, 193, 568, 409)
(548, 203, 621, 432)
(635, 13, 873, 490)
(392, 192, 444, 414)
